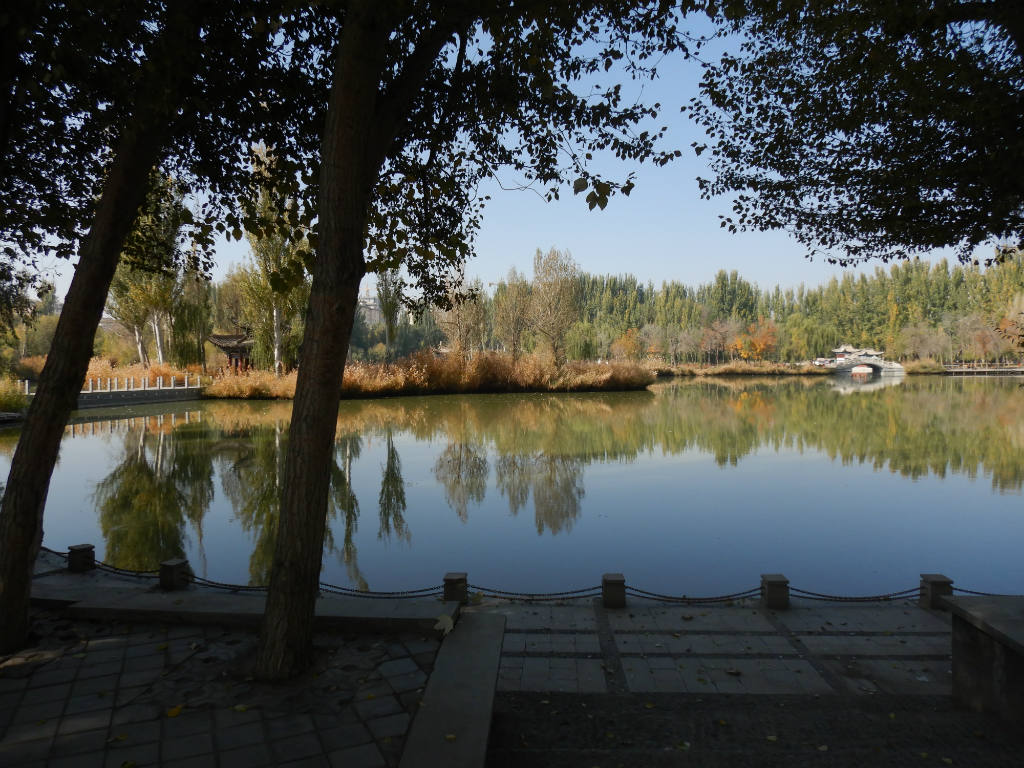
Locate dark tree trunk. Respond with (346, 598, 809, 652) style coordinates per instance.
(255, 2, 391, 680)
(0, 123, 163, 652)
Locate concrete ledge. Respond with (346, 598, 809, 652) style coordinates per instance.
(75, 388, 202, 409)
(944, 595, 1024, 719)
(401, 612, 506, 768)
(943, 595, 1024, 656)
(46, 586, 458, 634)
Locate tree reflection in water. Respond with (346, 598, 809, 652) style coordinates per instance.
(69, 376, 1024, 586)
(495, 454, 584, 534)
(433, 442, 488, 522)
(94, 419, 214, 572)
(220, 420, 368, 587)
(378, 429, 409, 543)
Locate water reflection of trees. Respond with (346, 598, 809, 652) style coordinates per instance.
(434, 442, 488, 522)
(325, 378, 1024, 494)
(87, 409, 368, 587)
(219, 422, 368, 587)
(378, 430, 409, 542)
(62, 376, 1024, 580)
(94, 421, 214, 571)
(495, 454, 584, 534)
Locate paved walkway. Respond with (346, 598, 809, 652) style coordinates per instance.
(472, 598, 953, 696)
(1, 552, 448, 767)
(471, 599, 1024, 766)
(6, 554, 1024, 766)
(0, 608, 439, 767)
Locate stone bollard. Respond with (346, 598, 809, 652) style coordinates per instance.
(443, 572, 468, 604)
(157, 376, 163, 389)
(602, 573, 626, 609)
(68, 544, 95, 572)
(920, 573, 953, 610)
(761, 573, 790, 610)
(87, 379, 93, 393)
(170, 376, 176, 388)
(160, 558, 191, 590)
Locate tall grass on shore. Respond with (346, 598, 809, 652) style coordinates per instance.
(902, 358, 946, 374)
(662, 361, 832, 377)
(204, 351, 655, 400)
(13, 356, 202, 392)
(0, 378, 29, 412)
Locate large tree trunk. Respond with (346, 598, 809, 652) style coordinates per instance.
(254, 2, 390, 681)
(0, 124, 163, 652)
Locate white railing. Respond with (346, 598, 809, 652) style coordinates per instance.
(16, 375, 203, 396)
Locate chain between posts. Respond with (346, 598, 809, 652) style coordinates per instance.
(42, 547, 1011, 604)
(626, 586, 762, 604)
(469, 588, 603, 602)
(790, 586, 919, 602)
(952, 586, 1016, 597)
(468, 589, 602, 602)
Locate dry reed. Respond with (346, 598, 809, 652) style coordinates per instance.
(202, 352, 654, 400)
(902, 358, 946, 374)
(667, 361, 831, 377)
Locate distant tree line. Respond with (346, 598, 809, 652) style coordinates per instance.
(5, 242, 1023, 375)
(436, 249, 1024, 365)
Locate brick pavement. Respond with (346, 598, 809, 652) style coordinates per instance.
(474, 598, 953, 697)
(0, 610, 439, 768)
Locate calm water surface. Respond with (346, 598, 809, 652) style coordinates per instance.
(4, 375, 1022, 596)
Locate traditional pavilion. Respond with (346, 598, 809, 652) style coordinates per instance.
(208, 334, 254, 372)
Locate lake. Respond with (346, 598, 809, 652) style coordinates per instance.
(4, 375, 1022, 597)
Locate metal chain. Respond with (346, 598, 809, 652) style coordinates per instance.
(318, 583, 443, 597)
(40, 545, 985, 605)
(786, 593, 917, 606)
(953, 586, 1016, 597)
(471, 590, 601, 602)
(318, 586, 444, 600)
(468, 589, 602, 602)
(626, 586, 761, 604)
(190, 576, 267, 592)
(94, 561, 159, 578)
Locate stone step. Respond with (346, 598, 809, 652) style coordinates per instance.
(38, 584, 458, 634)
(401, 612, 506, 768)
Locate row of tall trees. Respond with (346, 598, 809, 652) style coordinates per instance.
(434, 251, 1024, 364)
(8, 246, 1022, 376)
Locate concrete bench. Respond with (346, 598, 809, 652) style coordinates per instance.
(944, 595, 1024, 720)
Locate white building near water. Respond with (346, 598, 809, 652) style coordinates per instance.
(357, 293, 383, 326)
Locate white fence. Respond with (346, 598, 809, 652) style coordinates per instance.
(16, 375, 203, 397)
